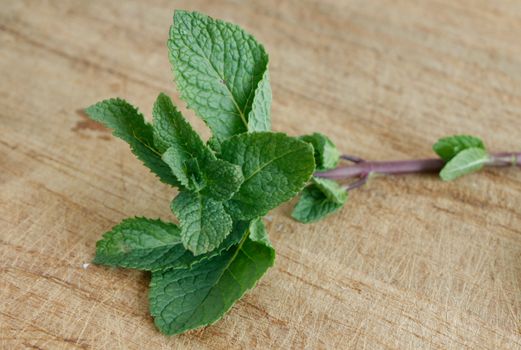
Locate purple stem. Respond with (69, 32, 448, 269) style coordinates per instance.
(341, 155, 364, 163)
(342, 176, 368, 191)
(316, 152, 520, 180)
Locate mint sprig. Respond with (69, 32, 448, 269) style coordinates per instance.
(86, 10, 313, 335)
(86, 10, 519, 336)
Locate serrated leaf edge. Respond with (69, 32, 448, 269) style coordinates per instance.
(149, 229, 275, 335)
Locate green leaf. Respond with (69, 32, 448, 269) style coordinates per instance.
(163, 151, 243, 201)
(153, 92, 213, 188)
(206, 136, 222, 154)
(93, 218, 248, 271)
(248, 70, 272, 132)
(152, 93, 212, 158)
(168, 10, 271, 141)
(299, 132, 341, 170)
(198, 158, 244, 201)
(93, 218, 183, 270)
(439, 147, 489, 181)
(292, 178, 348, 223)
(433, 135, 485, 161)
(155, 93, 244, 199)
(171, 191, 233, 255)
(249, 218, 272, 247)
(149, 232, 275, 335)
(220, 132, 316, 220)
(85, 98, 180, 186)
(161, 149, 199, 190)
(312, 177, 348, 204)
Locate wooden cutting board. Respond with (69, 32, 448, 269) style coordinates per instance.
(2, 1, 521, 348)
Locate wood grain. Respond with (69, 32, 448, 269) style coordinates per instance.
(1, 0, 521, 348)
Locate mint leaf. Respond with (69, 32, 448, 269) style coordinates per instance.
(85, 98, 180, 186)
(292, 178, 348, 223)
(153, 92, 213, 188)
(312, 177, 348, 204)
(171, 191, 233, 255)
(162, 151, 243, 201)
(152, 93, 212, 158)
(154, 93, 244, 199)
(198, 158, 244, 201)
(300, 132, 341, 170)
(248, 70, 272, 132)
(249, 217, 272, 247)
(221, 132, 316, 220)
(206, 136, 222, 154)
(433, 135, 485, 161)
(439, 147, 489, 181)
(93, 218, 248, 271)
(93, 218, 183, 270)
(168, 10, 271, 141)
(161, 149, 201, 190)
(149, 232, 275, 335)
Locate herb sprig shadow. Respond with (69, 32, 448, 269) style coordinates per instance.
(86, 10, 520, 335)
